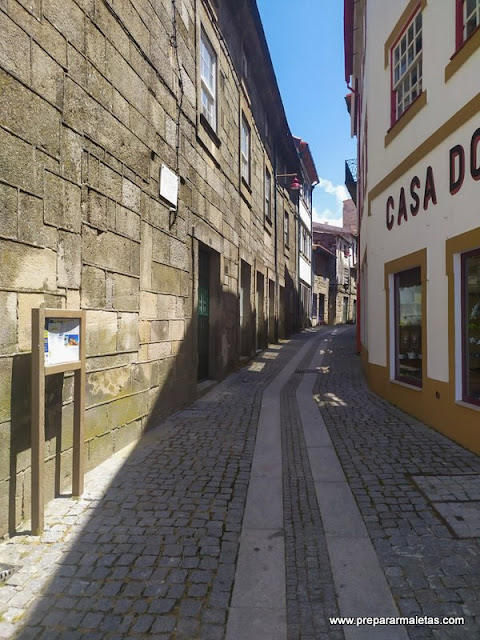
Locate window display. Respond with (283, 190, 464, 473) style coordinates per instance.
(462, 249, 480, 404)
(395, 267, 422, 386)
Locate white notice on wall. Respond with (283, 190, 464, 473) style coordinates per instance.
(160, 164, 179, 207)
(44, 319, 80, 366)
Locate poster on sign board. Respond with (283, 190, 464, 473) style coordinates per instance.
(44, 319, 80, 366)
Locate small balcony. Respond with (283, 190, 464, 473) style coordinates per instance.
(345, 158, 357, 205)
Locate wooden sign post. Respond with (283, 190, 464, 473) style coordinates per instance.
(31, 309, 86, 535)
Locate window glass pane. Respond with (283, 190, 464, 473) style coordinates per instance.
(463, 251, 480, 403)
(467, 0, 477, 16)
(415, 34, 422, 55)
(396, 267, 422, 385)
(241, 117, 250, 183)
(265, 170, 271, 219)
(407, 45, 414, 66)
(466, 16, 477, 37)
(464, 0, 480, 40)
(408, 24, 414, 44)
(392, 10, 422, 121)
(200, 31, 216, 129)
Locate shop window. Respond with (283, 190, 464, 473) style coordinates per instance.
(395, 267, 423, 386)
(390, 8, 422, 125)
(200, 30, 217, 130)
(462, 249, 480, 405)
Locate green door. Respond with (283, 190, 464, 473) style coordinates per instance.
(197, 249, 210, 380)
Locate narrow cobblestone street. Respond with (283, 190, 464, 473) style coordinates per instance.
(0, 326, 479, 639)
(315, 329, 480, 640)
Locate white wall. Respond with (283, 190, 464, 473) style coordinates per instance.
(360, 0, 480, 381)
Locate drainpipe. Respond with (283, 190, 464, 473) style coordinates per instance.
(296, 193, 301, 331)
(310, 181, 318, 326)
(273, 144, 279, 342)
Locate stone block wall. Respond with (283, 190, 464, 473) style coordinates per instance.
(0, 0, 300, 536)
(313, 275, 329, 324)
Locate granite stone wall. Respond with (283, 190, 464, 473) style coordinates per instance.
(0, 0, 299, 536)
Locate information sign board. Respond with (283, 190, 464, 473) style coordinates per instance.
(31, 309, 86, 535)
(44, 319, 80, 366)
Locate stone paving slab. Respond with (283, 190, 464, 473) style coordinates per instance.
(431, 502, 480, 538)
(413, 475, 480, 502)
(229, 528, 285, 609)
(225, 606, 286, 640)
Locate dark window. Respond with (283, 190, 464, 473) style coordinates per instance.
(395, 266, 422, 386)
(462, 249, 480, 405)
(265, 168, 271, 222)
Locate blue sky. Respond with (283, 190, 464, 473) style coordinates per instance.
(256, 0, 356, 226)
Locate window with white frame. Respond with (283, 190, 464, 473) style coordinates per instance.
(391, 9, 422, 123)
(300, 225, 310, 258)
(461, 249, 480, 405)
(265, 168, 271, 222)
(464, 0, 480, 41)
(301, 182, 311, 209)
(300, 226, 305, 255)
(200, 30, 217, 129)
(240, 115, 250, 184)
(284, 210, 289, 247)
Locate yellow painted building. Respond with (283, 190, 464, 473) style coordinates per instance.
(345, 0, 480, 453)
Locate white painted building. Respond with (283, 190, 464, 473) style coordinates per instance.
(345, 0, 480, 454)
(294, 137, 319, 327)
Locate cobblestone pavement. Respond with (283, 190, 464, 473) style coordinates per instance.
(281, 343, 344, 640)
(1, 326, 479, 639)
(315, 327, 480, 640)
(0, 331, 320, 640)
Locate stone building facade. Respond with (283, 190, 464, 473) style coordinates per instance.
(311, 245, 333, 326)
(312, 202, 358, 325)
(0, 0, 302, 536)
